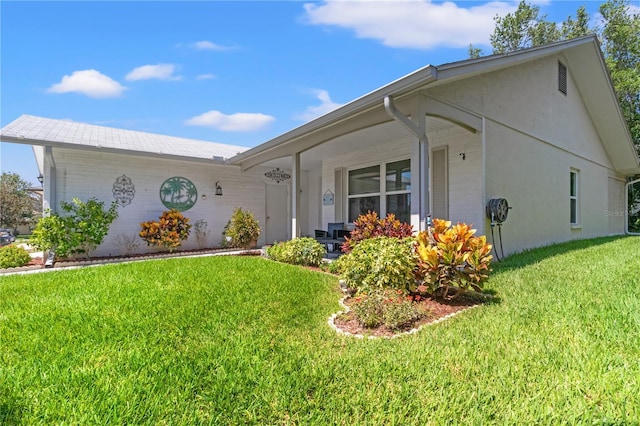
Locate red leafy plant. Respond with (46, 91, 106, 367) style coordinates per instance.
(342, 211, 413, 253)
(415, 218, 493, 299)
(139, 209, 192, 252)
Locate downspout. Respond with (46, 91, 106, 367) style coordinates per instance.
(384, 95, 430, 230)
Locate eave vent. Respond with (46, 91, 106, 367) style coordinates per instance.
(558, 61, 567, 95)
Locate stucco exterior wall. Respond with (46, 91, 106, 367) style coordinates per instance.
(430, 54, 612, 169)
(484, 120, 618, 253)
(48, 148, 284, 256)
(428, 125, 484, 232)
(427, 53, 624, 254)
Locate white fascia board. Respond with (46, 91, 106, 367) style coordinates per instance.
(229, 66, 438, 166)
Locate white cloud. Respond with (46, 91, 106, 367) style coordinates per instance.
(191, 40, 234, 51)
(47, 69, 126, 98)
(296, 89, 344, 122)
(125, 64, 181, 81)
(185, 110, 275, 132)
(302, 0, 518, 49)
(196, 73, 217, 80)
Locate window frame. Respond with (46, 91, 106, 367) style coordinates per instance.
(570, 169, 580, 226)
(347, 158, 411, 223)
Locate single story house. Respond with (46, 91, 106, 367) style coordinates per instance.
(2, 35, 639, 257)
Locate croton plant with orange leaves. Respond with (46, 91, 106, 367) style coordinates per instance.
(416, 218, 493, 299)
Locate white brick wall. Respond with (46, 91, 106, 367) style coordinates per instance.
(50, 148, 282, 256)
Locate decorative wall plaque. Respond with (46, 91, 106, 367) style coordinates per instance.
(322, 189, 334, 205)
(264, 168, 291, 183)
(112, 175, 135, 207)
(159, 176, 197, 211)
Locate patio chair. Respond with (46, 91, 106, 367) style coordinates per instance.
(315, 223, 346, 252)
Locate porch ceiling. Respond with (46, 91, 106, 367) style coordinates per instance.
(261, 117, 457, 171)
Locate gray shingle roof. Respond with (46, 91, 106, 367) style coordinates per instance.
(0, 114, 249, 162)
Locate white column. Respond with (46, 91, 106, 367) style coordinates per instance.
(291, 152, 301, 238)
(43, 146, 57, 214)
(411, 96, 431, 231)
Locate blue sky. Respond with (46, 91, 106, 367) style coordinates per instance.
(2, 0, 637, 186)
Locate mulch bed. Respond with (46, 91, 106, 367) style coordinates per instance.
(332, 293, 485, 338)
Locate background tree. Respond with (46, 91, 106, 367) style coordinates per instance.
(0, 172, 36, 233)
(489, 1, 559, 54)
(599, 0, 640, 153)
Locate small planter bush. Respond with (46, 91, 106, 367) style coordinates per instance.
(336, 236, 418, 294)
(342, 211, 413, 253)
(350, 289, 426, 331)
(416, 218, 493, 299)
(0, 244, 32, 268)
(139, 210, 191, 252)
(30, 197, 119, 259)
(267, 237, 326, 266)
(223, 208, 261, 249)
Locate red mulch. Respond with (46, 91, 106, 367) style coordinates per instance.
(333, 294, 483, 338)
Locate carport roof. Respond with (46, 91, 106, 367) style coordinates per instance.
(0, 114, 249, 164)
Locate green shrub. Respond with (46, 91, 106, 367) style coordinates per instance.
(342, 211, 413, 253)
(350, 292, 383, 328)
(139, 210, 191, 252)
(350, 289, 426, 331)
(382, 294, 425, 330)
(0, 244, 32, 268)
(30, 198, 119, 258)
(336, 236, 417, 294)
(223, 208, 261, 248)
(267, 237, 326, 266)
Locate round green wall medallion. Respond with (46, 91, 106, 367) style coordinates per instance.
(159, 176, 197, 211)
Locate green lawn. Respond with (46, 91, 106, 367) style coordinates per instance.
(1, 237, 639, 424)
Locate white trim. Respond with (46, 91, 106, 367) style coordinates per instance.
(570, 168, 580, 226)
(625, 177, 640, 235)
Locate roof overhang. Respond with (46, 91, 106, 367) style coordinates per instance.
(229, 66, 438, 170)
(230, 35, 639, 175)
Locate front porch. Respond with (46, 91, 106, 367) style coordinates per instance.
(236, 94, 486, 243)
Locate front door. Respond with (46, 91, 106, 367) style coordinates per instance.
(265, 184, 289, 243)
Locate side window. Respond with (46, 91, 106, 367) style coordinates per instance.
(570, 169, 579, 225)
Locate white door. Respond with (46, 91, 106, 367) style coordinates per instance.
(265, 184, 289, 243)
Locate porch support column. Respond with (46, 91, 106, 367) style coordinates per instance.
(384, 95, 430, 232)
(43, 146, 57, 214)
(291, 152, 301, 238)
(417, 95, 430, 232)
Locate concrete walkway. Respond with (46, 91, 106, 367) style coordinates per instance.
(0, 248, 264, 276)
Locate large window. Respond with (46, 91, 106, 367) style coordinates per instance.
(348, 159, 411, 223)
(570, 169, 579, 225)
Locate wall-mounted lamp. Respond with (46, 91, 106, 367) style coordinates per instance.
(37, 174, 44, 185)
(215, 181, 223, 196)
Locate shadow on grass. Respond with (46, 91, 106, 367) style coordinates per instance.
(491, 235, 634, 275)
(0, 388, 24, 426)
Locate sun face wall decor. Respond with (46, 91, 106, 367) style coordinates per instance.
(159, 176, 197, 211)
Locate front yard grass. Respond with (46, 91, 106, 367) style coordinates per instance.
(1, 236, 639, 424)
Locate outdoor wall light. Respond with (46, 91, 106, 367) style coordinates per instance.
(215, 181, 223, 196)
(37, 174, 44, 185)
